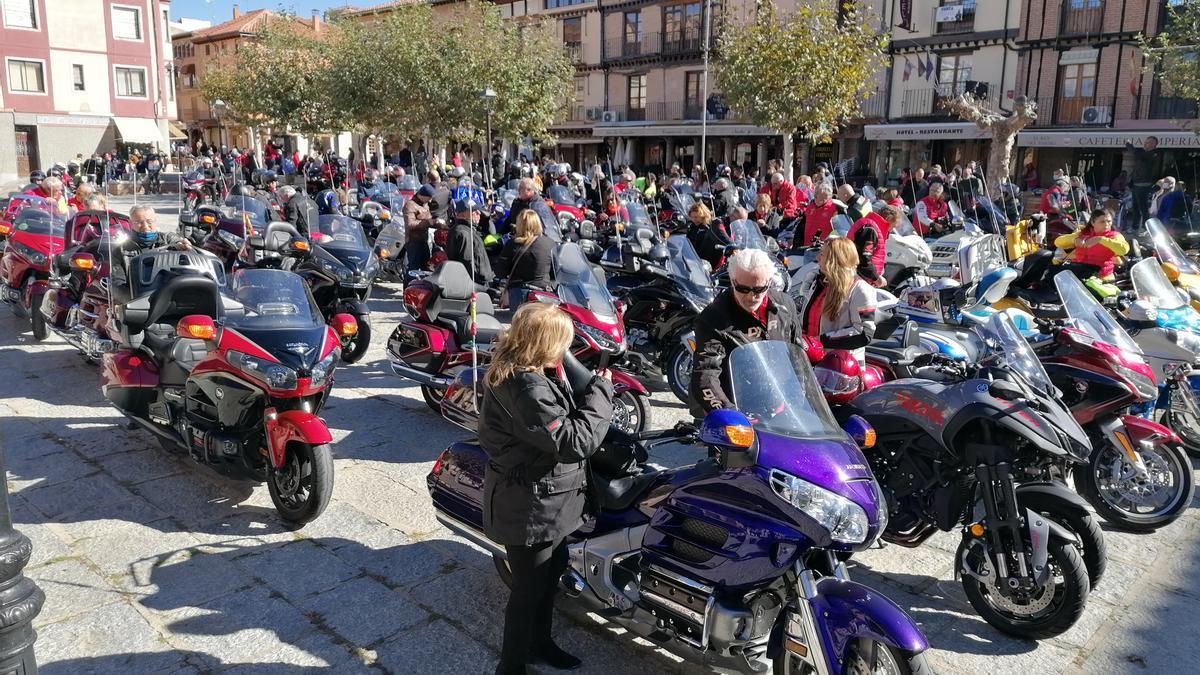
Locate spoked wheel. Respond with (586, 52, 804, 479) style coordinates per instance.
(30, 289, 48, 340)
(665, 343, 692, 405)
(421, 385, 445, 413)
(611, 390, 650, 434)
(268, 442, 335, 524)
(339, 314, 371, 363)
(959, 534, 1089, 639)
(1074, 441, 1194, 532)
(773, 636, 931, 675)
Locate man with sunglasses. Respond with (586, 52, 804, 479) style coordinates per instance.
(690, 248, 804, 418)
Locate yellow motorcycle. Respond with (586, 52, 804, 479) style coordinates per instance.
(1146, 217, 1200, 312)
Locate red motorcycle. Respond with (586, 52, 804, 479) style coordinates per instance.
(103, 258, 352, 524)
(38, 209, 132, 358)
(0, 194, 56, 252)
(1, 200, 65, 336)
(182, 171, 218, 211)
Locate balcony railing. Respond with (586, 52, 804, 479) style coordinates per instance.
(564, 43, 583, 64)
(1140, 95, 1200, 121)
(1029, 96, 1117, 126)
(933, 9, 975, 35)
(655, 101, 706, 120)
(1060, 6, 1104, 36)
(856, 90, 887, 119)
(899, 82, 998, 119)
(603, 29, 704, 61)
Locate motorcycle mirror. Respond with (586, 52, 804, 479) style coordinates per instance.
(988, 379, 1024, 402)
(1162, 262, 1181, 282)
(177, 314, 217, 341)
(699, 409, 756, 450)
(331, 313, 358, 337)
(842, 415, 876, 449)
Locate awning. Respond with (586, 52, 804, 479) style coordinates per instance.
(864, 122, 992, 141)
(593, 123, 776, 138)
(1017, 129, 1200, 149)
(167, 121, 188, 139)
(555, 137, 605, 145)
(112, 117, 163, 144)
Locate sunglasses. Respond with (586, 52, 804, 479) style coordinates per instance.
(733, 283, 770, 295)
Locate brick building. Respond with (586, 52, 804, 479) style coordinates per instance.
(1014, 0, 1199, 190)
(0, 0, 180, 185)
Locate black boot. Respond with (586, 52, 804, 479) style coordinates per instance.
(530, 641, 582, 671)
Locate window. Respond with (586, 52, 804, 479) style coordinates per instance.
(574, 76, 586, 98)
(544, 0, 587, 8)
(7, 59, 44, 93)
(562, 17, 581, 44)
(162, 9, 170, 39)
(1060, 63, 1097, 99)
(938, 53, 974, 91)
(112, 6, 142, 40)
(115, 66, 147, 97)
(628, 74, 646, 110)
(936, 0, 976, 34)
(664, 2, 702, 51)
(685, 72, 704, 118)
(2, 0, 37, 29)
(72, 64, 85, 91)
(623, 11, 640, 44)
(168, 69, 175, 101)
(1061, 0, 1103, 34)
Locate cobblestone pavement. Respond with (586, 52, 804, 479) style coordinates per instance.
(4, 195, 1199, 673)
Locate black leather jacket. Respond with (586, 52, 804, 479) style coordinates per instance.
(479, 369, 613, 546)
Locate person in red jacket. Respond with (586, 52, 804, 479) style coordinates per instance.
(847, 204, 902, 287)
(914, 183, 950, 236)
(758, 172, 799, 220)
(800, 183, 837, 246)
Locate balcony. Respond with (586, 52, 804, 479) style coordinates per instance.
(603, 29, 704, 61)
(899, 82, 998, 119)
(856, 90, 887, 119)
(1137, 95, 1200, 121)
(1060, 5, 1104, 36)
(1029, 96, 1117, 127)
(655, 101, 706, 120)
(564, 43, 583, 64)
(933, 9, 975, 35)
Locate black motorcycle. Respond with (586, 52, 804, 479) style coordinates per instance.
(293, 214, 378, 363)
(602, 227, 715, 403)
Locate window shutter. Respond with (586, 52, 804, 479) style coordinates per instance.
(4, 0, 36, 28)
(113, 7, 140, 40)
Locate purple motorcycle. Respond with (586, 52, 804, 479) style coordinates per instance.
(428, 341, 931, 674)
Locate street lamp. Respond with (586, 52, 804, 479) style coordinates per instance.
(212, 98, 227, 149)
(0, 451, 44, 672)
(481, 88, 497, 190)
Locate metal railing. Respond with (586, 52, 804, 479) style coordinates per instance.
(564, 43, 583, 64)
(655, 101, 706, 120)
(1147, 96, 1199, 120)
(1060, 6, 1104, 36)
(933, 10, 975, 35)
(1028, 95, 1116, 126)
(603, 28, 704, 61)
(856, 91, 887, 119)
(899, 82, 998, 119)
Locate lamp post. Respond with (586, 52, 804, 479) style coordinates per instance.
(212, 98, 227, 150)
(481, 88, 497, 190)
(0, 448, 45, 673)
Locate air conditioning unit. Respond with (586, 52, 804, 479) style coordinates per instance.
(601, 110, 619, 123)
(1081, 105, 1112, 124)
(585, 107, 600, 122)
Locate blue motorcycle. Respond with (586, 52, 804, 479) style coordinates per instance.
(428, 342, 930, 674)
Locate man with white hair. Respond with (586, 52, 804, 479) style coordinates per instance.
(690, 247, 803, 417)
(280, 185, 316, 237)
(759, 172, 799, 221)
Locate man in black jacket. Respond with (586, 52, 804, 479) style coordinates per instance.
(279, 186, 316, 237)
(502, 177, 550, 236)
(427, 170, 452, 223)
(445, 200, 494, 285)
(110, 206, 192, 303)
(690, 248, 804, 418)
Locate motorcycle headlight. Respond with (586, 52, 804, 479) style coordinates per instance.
(228, 350, 297, 390)
(12, 242, 47, 267)
(318, 254, 353, 280)
(769, 469, 869, 544)
(575, 321, 617, 351)
(309, 350, 337, 383)
(1112, 362, 1159, 401)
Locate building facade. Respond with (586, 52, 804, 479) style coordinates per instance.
(1014, 0, 1199, 191)
(0, 0, 178, 185)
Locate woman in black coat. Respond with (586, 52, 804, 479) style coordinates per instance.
(496, 209, 556, 307)
(479, 302, 614, 674)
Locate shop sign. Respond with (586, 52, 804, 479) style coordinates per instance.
(864, 123, 992, 140)
(1017, 130, 1200, 148)
(36, 115, 109, 127)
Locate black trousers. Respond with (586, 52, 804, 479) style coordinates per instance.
(498, 538, 569, 673)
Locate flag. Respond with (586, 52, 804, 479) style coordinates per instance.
(899, 0, 914, 30)
(903, 59, 913, 82)
(925, 54, 935, 81)
(917, 59, 925, 79)
(1128, 53, 1141, 97)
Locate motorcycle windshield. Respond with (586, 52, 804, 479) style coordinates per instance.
(893, 211, 916, 236)
(225, 269, 323, 330)
(621, 200, 652, 229)
(665, 236, 715, 304)
(555, 242, 616, 319)
(727, 341, 842, 439)
(1147, 218, 1200, 275)
(315, 215, 369, 250)
(367, 182, 399, 199)
(547, 185, 580, 208)
(669, 185, 696, 213)
(397, 176, 421, 192)
(980, 312, 1054, 394)
(224, 197, 270, 227)
(1131, 258, 1186, 310)
(531, 200, 562, 242)
(14, 209, 65, 237)
(862, 185, 877, 202)
(1056, 272, 1142, 354)
(949, 200, 965, 222)
(498, 190, 518, 209)
(729, 219, 769, 250)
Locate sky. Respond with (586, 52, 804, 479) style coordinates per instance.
(170, 1, 352, 24)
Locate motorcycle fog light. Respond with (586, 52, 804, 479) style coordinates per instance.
(768, 469, 869, 544)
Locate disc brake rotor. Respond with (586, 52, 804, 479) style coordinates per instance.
(976, 554, 1057, 616)
(1103, 448, 1174, 507)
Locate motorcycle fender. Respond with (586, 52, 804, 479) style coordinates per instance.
(1015, 481, 1094, 518)
(24, 278, 49, 307)
(337, 298, 371, 316)
(101, 351, 159, 388)
(265, 409, 333, 469)
(1120, 413, 1181, 446)
(1025, 507, 1052, 586)
(804, 577, 929, 669)
(610, 370, 647, 396)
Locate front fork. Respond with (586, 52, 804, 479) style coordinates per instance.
(781, 552, 847, 675)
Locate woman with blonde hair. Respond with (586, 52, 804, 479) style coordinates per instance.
(480, 301, 613, 674)
(797, 237, 878, 364)
(497, 209, 556, 307)
(687, 201, 732, 268)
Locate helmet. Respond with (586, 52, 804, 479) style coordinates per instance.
(453, 198, 477, 214)
(229, 183, 253, 197)
(251, 169, 277, 187)
(802, 335, 826, 364)
(362, 169, 379, 186)
(201, 158, 214, 168)
(814, 350, 862, 405)
(471, 171, 483, 185)
(29, 170, 46, 182)
(547, 163, 566, 180)
(1127, 300, 1159, 323)
(448, 166, 466, 179)
(317, 189, 341, 215)
(712, 178, 729, 193)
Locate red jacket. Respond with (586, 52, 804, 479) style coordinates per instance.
(915, 196, 949, 236)
(847, 212, 891, 281)
(758, 181, 799, 218)
(1039, 186, 1066, 215)
(801, 200, 838, 245)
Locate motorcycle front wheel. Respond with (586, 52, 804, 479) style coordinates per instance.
(665, 343, 692, 405)
(339, 314, 371, 363)
(611, 390, 650, 434)
(268, 442, 334, 524)
(773, 637, 931, 675)
(959, 534, 1089, 639)
(1018, 487, 1106, 589)
(1074, 441, 1194, 532)
(30, 289, 48, 341)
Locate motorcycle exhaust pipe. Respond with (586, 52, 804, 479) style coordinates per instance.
(560, 570, 586, 598)
(388, 361, 454, 389)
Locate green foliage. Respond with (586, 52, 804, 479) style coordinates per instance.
(715, 2, 888, 140)
(1141, 1, 1200, 122)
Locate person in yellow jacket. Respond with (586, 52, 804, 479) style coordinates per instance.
(1052, 208, 1128, 280)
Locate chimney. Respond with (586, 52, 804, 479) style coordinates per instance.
(311, 10, 322, 33)
(232, 5, 240, 19)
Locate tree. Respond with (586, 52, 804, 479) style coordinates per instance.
(715, 2, 888, 141)
(939, 94, 1038, 197)
(1141, 0, 1200, 128)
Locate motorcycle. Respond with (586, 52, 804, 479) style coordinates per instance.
(852, 312, 1094, 639)
(1145, 217, 1200, 312)
(0, 194, 56, 254)
(295, 215, 379, 363)
(1, 205, 66, 336)
(103, 258, 349, 524)
(429, 341, 931, 674)
(715, 219, 789, 293)
(182, 171, 218, 211)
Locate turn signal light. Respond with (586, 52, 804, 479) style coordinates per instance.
(379, 248, 391, 259)
(861, 428, 877, 449)
(292, 240, 310, 251)
(200, 214, 217, 224)
(182, 323, 216, 340)
(725, 425, 755, 448)
(381, 210, 391, 220)
(71, 256, 96, 270)
(0, 223, 11, 236)
(969, 523, 985, 537)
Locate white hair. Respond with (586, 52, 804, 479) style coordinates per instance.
(814, 183, 833, 197)
(728, 247, 775, 278)
(279, 185, 297, 199)
(129, 204, 156, 220)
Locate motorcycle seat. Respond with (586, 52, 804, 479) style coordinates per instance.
(593, 468, 662, 512)
(1011, 286, 1067, 318)
(261, 222, 302, 253)
(437, 311, 503, 345)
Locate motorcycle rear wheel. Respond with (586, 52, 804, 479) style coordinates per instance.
(339, 314, 371, 363)
(1074, 441, 1194, 532)
(773, 637, 931, 675)
(268, 442, 334, 524)
(665, 343, 692, 405)
(959, 535, 1089, 639)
